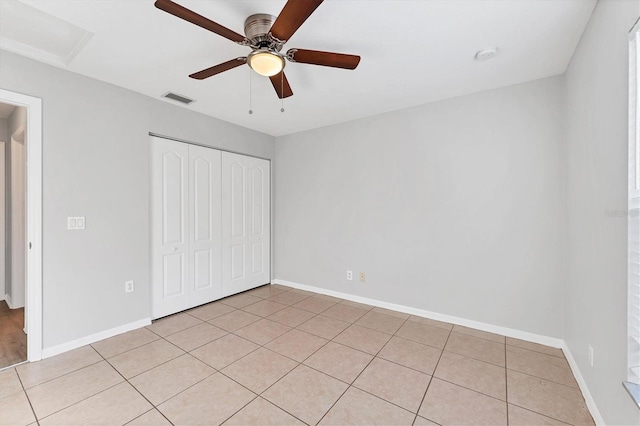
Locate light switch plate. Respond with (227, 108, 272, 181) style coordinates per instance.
(67, 217, 86, 230)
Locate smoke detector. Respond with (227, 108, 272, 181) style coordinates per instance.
(475, 48, 499, 61)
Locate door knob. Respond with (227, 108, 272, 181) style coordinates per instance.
(171, 247, 178, 252)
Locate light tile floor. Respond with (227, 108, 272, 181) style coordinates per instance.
(0, 284, 594, 425)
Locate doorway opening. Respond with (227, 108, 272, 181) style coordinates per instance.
(0, 89, 42, 368)
(0, 103, 27, 368)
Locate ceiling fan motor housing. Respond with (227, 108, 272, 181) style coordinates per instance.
(244, 14, 281, 49)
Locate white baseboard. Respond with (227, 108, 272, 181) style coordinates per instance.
(561, 342, 605, 425)
(4, 294, 19, 309)
(273, 279, 564, 348)
(41, 318, 151, 359)
(272, 278, 602, 424)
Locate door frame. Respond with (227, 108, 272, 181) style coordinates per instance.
(0, 89, 43, 362)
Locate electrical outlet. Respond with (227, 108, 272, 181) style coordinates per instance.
(588, 345, 594, 367)
(346, 270, 353, 281)
(360, 272, 365, 282)
(125, 280, 135, 293)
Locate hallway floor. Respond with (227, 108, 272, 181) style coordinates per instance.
(0, 300, 26, 369)
(0, 284, 594, 425)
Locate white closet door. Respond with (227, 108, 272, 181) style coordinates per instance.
(247, 156, 270, 287)
(222, 152, 270, 296)
(188, 144, 222, 306)
(151, 137, 190, 318)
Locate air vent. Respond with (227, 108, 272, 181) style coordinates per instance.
(162, 92, 194, 105)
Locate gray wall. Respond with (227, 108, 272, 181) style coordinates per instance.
(275, 76, 566, 338)
(564, 0, 640, 424)
(0, 51, 275, 349)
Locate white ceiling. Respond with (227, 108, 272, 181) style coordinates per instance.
(1, 0, 596, 136)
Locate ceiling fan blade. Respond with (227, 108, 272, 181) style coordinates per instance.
(269, 72, 293, 99)
(155, 0, 246, 43)
(270, 0, 323, 42)
(189, 58, 247, 80)
(287, 49, 360, 69)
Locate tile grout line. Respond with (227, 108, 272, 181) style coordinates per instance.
(505, 335, 509, 426)
(413, 324, 454, 425)
(214, 394, 263, 426)
(345, 314, 441, 418)
(315, 312, 413, 425)
(152, 294, 328, 425)
(14, 355, 104, 391)
(90, 337, 161, 362)
(507, 402, 575, 425)
(273, 302, 445, 421)
(255, 397, 312, 426)
(210, 308, 323, 426)
(352, 308, 574, 424)
(123, 407, 170, 426)
(269, 312, 437, 391)
(227, 320, 343, 424)
(136, 350, 256, 424)
(223, 301, 352, 419)
(147, 316, 206, 339)
(167, 328, 232, 354)
(106, 292, 400, 396)
(221, 300, 381, 424)
(33, 380, 125, 423)
(216, 384, 310, 426)
(95, 343, 177, 426)
(12, 365, 40, 425)
(505, 342, 566, 359)
(405, 375, 510, 406)
(109, 336, 189, 381)
(504, 367, 582, 390)
(216, 370, 311, 426)
(15, 355, 119, 419)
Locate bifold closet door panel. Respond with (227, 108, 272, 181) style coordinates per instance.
(222, 152, 270, 296)
(247, 156, 270, 288)
(188, 144, 223, 306)
(151, 137, 190, 319)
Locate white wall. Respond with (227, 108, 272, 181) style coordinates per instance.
(564, 1, 640, 424)
(0, 51, 275, 349)
(275, 76, 566, 338)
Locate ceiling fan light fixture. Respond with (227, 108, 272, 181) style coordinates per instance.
(247, 49, 285, 77)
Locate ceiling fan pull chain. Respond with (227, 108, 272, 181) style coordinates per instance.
(248, 68, 253, 115)
(280, 72, 285, 113)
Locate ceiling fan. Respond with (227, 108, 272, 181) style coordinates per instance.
(154, 0, 361, 99)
